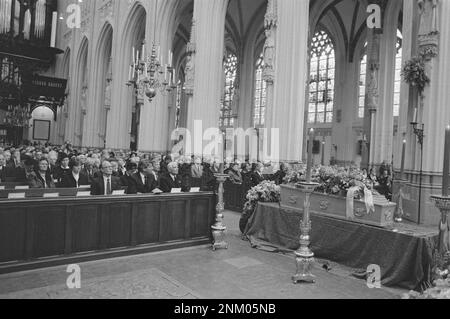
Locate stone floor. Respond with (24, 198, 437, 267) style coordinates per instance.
(0, 210, 407, 299)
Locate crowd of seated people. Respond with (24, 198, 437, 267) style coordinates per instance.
(0, 141, 291, 197)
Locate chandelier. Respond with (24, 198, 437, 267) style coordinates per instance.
(127, 41, 177, 101)
(4, 104, 32, 127)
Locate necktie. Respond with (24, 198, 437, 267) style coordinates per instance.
(107, 178, 112, 195)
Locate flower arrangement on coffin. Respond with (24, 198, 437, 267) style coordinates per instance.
(239, 181, 281, 233)
(283, 165, 374, 199)
(401, 56, 430, 94)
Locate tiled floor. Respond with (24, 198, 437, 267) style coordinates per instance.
(0, 211, 407, 299)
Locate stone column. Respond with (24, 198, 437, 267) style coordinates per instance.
(400, 0, 450, 226)
(188, 0, 228, 157)
(267, 0, 309, 162)
(364, 27, 381, 167)
(183, 19, 196, 155)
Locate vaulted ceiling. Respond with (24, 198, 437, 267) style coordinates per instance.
(225, 0, 267, 56)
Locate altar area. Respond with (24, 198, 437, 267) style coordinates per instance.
(243, 202, 439, 291)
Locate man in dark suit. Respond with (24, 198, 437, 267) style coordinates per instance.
(129, 160, 159, 194)
(90, 160, 123, 195)
(59, 159, 89, 188)
(0, 153, 14, 182)
(159, 162, 184, 193)
(251, 163, 266, 187)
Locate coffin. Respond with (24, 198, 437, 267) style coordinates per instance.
(280, 184, 396, 228)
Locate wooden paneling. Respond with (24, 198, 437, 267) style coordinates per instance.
(0, 208, 26, 262)
(0, 193, 216, 273)
(135, 202, 160, 245)
(31, 207, 65, 258)
(70, 205, 100, 253)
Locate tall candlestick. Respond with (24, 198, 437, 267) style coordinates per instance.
(443, 125, 450, 196)
(50, 11, 57, 47)
(400, 139, 406, 179)
(306, 128, 314, 183)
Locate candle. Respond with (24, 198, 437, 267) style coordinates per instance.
(413, 108, 418, 123)
(128, 66, 132, 81)
(400, 139, 406, 179)
(306, 128, 314, 183)
(164, 65, 168, 82)
(443, 125, 450, 196)
(132, 47, 135, 64)
(142, 43, 145, 59)
(50, 11, 57, 47)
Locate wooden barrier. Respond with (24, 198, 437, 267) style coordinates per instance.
(0, 192, 216, 273)
(224, 181, 251, 212)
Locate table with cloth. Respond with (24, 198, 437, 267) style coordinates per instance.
(243, 202, 439, 291)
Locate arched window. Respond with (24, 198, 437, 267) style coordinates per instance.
(13, 0, 20, 36)
(0, 0, 13, 34)
(23, 8, 31, 39)
(253, 53, 266, 127)
(34, 0, 46, 39)
(308, 30, 335, 124)
(359, 53, 367, 118)
(220, 52, 237, 128)
(393, 30, 403, 117)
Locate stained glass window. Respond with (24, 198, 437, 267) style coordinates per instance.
(308, 30, 335, 124)
(393, 30, 403, 117)
(359, 53, 367, 118)
(253, 54, 266, 127)
(220, 53, 237, 128)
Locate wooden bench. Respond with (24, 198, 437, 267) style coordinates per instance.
(0, 192, 216, 273)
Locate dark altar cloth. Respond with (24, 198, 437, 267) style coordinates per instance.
(244, 202, 438, 291)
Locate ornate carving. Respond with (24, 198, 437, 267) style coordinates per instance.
(80, 84, 88, 115)
(184, 55, 194, 96)
(288, 195, 298, 205)
(184, 19, 196, 96)
(418, 0, 439, 36)
(319, 201, 329, 211)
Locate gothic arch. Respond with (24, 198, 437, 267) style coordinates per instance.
(72, 36, 89, 146)
(90, 22, 113, 147)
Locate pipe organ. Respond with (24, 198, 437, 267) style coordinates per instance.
(0, 0, 56, 45)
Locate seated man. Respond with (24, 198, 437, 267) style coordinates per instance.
(159, 162, 185, 193)
(129, 160, 159, 194)
(90, 161, 123, 195)
(190, 156, 203, 188)
(0, 153, 15, 182)
(59, 158, 89, 188)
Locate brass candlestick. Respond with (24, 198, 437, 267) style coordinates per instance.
(431, 195, 450, 255)
(293, 181, 320, 284)
(212, 173, 229, 251)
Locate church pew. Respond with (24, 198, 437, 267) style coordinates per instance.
(0, 192, 216, 273)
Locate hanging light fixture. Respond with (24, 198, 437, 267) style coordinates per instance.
(126, 0, 177, 101)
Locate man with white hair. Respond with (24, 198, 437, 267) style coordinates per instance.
(159, 162, 183, 193)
